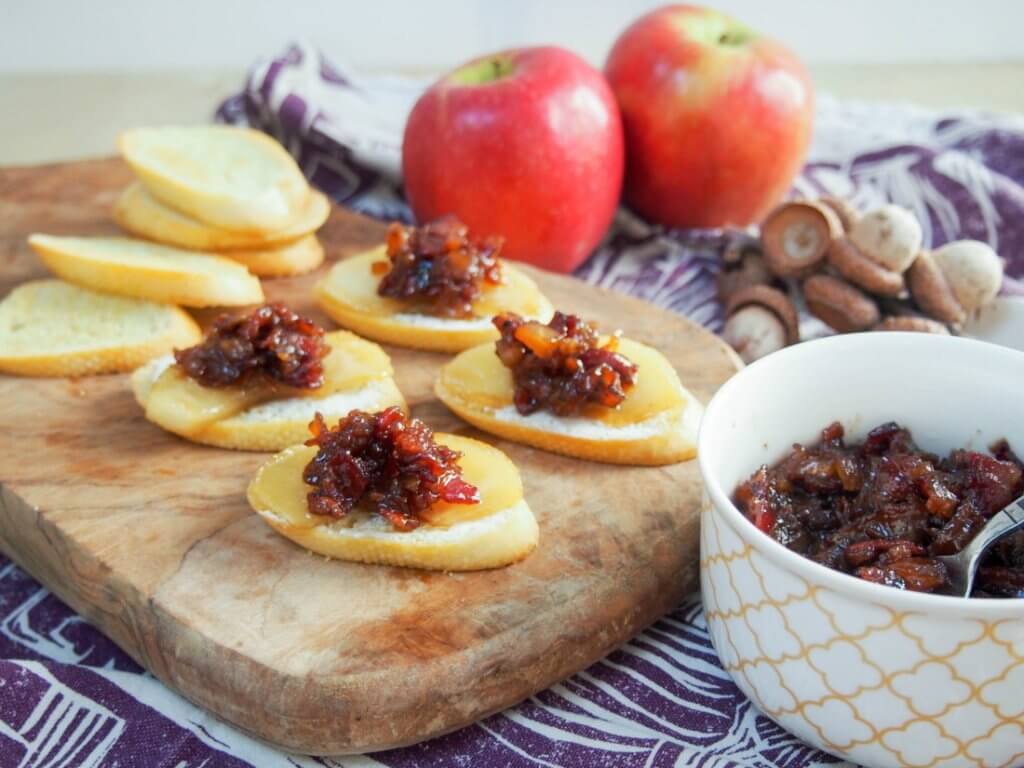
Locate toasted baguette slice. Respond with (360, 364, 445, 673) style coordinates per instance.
(440, 398, 701, 465)
(220, 235, 324, 278)
(113, 182, 330, 252)
(131, 330, 406, 451)
(436, 338, 704, 465)
(314, 246, 554, 352)
(0, 279, 201, 377)
(119, 126, 309, 231)
(248, 436, 538, 570)
(29, 235, 264, 307)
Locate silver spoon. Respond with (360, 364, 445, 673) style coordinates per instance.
(936, 495, 1024, 597)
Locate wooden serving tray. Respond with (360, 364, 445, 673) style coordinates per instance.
(0, 158, 739, 754)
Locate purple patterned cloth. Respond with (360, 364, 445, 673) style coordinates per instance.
(4, 42, 1024, 767)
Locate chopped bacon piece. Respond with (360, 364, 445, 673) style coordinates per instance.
(493, 311, 638, 417)
(303, 408, 479, 531)
(175, 303, 329, 389)
(377, 216, 503, 318)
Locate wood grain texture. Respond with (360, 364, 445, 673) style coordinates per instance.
(0, 158, 740, 754)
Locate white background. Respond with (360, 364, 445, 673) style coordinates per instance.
(3, 0, 1024, 73)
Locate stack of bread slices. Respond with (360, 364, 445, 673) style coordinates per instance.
(0, 126, 327, 377)
(113, 126, 329, 278)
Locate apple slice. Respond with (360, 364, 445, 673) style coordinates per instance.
(314, 247, 553, 352)
(248, 434, 537, 571)
(435, 337, 704, 465)
(132, 330, 406, 451)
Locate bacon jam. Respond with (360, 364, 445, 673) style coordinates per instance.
(735, 422, 1024, 597)
(302, 407, 479, 531)
(175, 303, 330, 390)
(493, 311, 638, 417)
(376, 216, 503, 318)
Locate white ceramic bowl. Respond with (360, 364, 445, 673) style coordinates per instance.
(698, 333, 1024, 768)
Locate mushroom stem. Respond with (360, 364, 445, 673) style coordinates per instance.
(803, 274, 880, 332)
(722, 285, 800, 363)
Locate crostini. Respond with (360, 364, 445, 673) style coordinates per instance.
(113, 181, 330, 253)
(0, 279, 201, 377)
(314, 216, 552, 352)
(436, 311, 704, 465)
(132, 304, 405, 451)
(28, 235, 264, 308)
(214, 235, 325, 278)
(248, 406, 538, 570)
(118, 125, 310, 231)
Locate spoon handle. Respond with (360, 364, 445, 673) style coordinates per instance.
(958, 497, 1024, 592)
(975, 497, 1024, 549)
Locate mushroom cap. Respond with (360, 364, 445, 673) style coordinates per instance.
(932, 240, 1004, 313)
(818, 196, 859, 233)
(849, 204, 922, 273)
(717, 250, 773, 304)
(803, 274, 880, 333)
(907, 250, 966, 325)
(722, 237, 763, 265)
(761, 201, 842, 278)
(874, 316, 950, 334)
(726, 285, 800, 345)
(827, 236, 905, 297)
(722, 306, 788, 364)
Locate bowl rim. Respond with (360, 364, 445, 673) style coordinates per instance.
(698, 332, 1024, 617)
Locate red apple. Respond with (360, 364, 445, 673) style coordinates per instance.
(402, 47, 624, 273)
(605, 5, 814, 228)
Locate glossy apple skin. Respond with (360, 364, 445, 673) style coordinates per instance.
(402, 47, 624, 273)
(606, 4, 814, 228)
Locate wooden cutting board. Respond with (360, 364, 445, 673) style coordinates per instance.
(0, 158, 739, 754)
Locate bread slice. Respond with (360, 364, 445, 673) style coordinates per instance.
(119, 126, 309, 231)
(314, 246, 554, 352)
(0, 279, 201, 377)
(435, 338, 704, 465)
(28, 234, 264, 307)
(131, 330, 406, 451)
(247, 436, 539, 570)
(440, 399, 701, 465)
(113, 182, 330, 252)
(220, 235, 324, 278)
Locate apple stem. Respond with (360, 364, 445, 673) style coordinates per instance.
(448, 54, 516, 86)
(717, 27, 751, 47)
